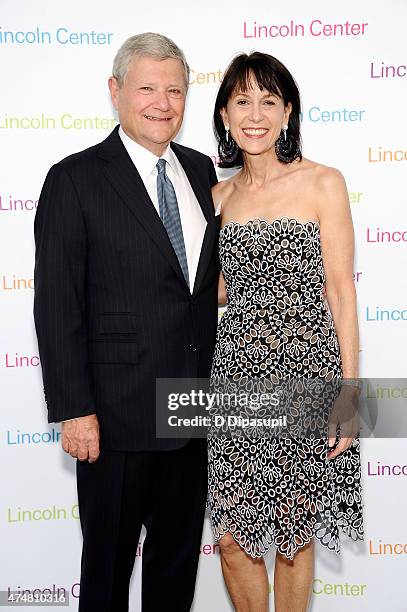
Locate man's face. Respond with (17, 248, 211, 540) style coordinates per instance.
(109, 55, 187, 156)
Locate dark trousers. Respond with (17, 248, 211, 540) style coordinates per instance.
(76, 439, 207, 612)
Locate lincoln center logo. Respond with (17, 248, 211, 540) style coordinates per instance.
(7, 504, 79, 522)
(0, 114, 118, 130)
(370, 61, 406, 79)
(1, 276, 34, 290)
(1, 353, 39, 367)
(243, 19, 368, 38)
(0, 195, 38, 212)
(367, 461, 407, 476)
(0, 26, 113, 45)
(369, 540, 407, 555)
(366, 227, 407, 242)
(7, 428, 61, 445)
(366, 307, 407, 321)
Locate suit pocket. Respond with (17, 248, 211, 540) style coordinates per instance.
(88, 340, 139, 364)
(98, 312, 139, 336)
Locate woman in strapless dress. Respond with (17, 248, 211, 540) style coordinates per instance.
(207, 52, 363, 611)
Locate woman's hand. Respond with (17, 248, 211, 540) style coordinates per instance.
(327, 385, 360, 460)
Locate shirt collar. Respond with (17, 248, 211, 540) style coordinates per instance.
(159, 146, 178, 175)
(119, 126, 176, 181)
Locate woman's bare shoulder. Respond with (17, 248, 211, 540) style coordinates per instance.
(300, 158, 346, 188)
(211, 176, 236, 206)
(299, 159, 350, 224)
(290, 158, 348, 222)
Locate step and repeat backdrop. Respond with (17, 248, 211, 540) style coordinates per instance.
(1, 0, 406, 610)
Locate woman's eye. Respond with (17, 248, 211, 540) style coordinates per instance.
(264, 100, 276, 105)
(236, 100, 248, 105)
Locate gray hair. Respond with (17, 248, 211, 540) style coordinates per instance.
(112, 32, 190, 87)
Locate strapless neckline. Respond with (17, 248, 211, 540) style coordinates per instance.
(220, 216, 320, 233)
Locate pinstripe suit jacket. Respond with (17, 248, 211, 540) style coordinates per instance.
(33, 126, 219, 451)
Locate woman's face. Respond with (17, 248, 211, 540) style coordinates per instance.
(221, 78, 291, 158)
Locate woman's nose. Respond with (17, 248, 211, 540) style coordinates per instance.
(247, 103, 263, 122)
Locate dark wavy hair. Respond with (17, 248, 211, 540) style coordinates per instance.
(214, 52, 302, 168)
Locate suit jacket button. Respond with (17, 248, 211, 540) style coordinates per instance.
(189, 344, 197, 352)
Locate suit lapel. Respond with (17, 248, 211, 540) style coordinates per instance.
(97, 128, 218, 296)
(97, 128, 188, 288)
(171, 143, 219, 296)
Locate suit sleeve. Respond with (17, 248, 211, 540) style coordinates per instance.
(207, 156, 218, 188)
(33, 163, 96, 423)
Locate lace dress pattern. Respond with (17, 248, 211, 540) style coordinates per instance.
(207, 217, 364, 559)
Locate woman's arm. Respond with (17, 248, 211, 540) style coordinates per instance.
(317, 167, 359, 378)
(212, 182, 228, 306)
(218, 272, 227, 306)
(317, 167, 360, 459)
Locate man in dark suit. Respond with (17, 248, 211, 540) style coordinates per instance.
(34, 32, 219, 612)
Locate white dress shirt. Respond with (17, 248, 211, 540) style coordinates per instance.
(119, 127, 207, 292)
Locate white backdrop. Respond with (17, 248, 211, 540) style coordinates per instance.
(1, 0, 407, 609)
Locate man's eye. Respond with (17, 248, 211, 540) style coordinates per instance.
(169, 89, 183, 97)
(140, 87, 153, 91)
(236, 100, 248, 105)
(264, 100, 276, 105)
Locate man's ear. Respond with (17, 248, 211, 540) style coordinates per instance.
(108, 76, 119, 110)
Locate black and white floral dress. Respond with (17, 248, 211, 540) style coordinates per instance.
(207, 217, 364, 559)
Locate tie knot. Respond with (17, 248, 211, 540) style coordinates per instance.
(157, 158, 166, 174)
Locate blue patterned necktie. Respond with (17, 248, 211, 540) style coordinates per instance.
(156, 158, 189, 287)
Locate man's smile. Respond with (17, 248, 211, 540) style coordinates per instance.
(143, 114, 172, 121)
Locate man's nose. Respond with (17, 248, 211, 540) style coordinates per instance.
(153, 91, 171, 111)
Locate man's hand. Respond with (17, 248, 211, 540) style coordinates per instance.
(61, 414, 100, 463)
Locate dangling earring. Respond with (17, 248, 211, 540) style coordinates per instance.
(218, 125, 239, 164)
(275, 123, 300, 163)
